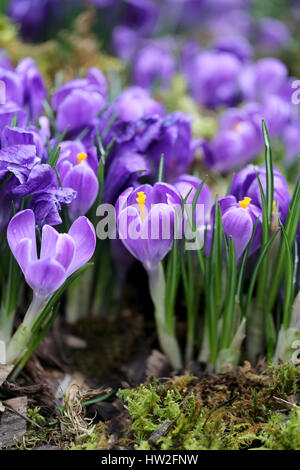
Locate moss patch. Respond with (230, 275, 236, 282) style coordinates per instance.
(117, 363, 300, 450)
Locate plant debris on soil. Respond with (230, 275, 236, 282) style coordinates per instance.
(0, 309, 299, 451)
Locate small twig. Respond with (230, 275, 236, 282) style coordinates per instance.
(4, 404, 43, 430)
(273, 396, 299, 410)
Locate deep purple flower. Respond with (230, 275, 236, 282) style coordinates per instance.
(283, 118, 300, 165)
(1, 121, 50, 158)
(203, 104, 263, 172)
(212, 35, 253, 63)
(56, 141, 99, 220)
(0, 103, 28, 133)
(7, 209, 96, 298)
(112, 26, 139, 61)
(113, 86, 164, 122)
(122, 0, 159, 35)
(173, 174, 211, 226)
(51, 69, 107, 133)
(256, 18, 290, 51)
(230, 164, 291, 223)
(0, 50, 12, 70)
(185, 50, 242, 109)
(133, 44, 175, 90)
(208, 195, 262, 260)
(0, 67, 23, 106)
(261, 94, 291, 138)
(102, 152, 150, 204)
(11, 163, 76, 227)
(206, 8, 253, 41)
(239, 58, 288, 102)
(148, 112, 194, 181)
(117, 182, 182, 271)
(8, 0, 80, 42)
(0, 177, 18, 233)
(90, 0, 116, 5)
(0, 144, 39, 183)
(16, 58, 47, 119)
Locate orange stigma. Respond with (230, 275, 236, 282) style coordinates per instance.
(238, 196, 252, 209)
(77, 152, 88, 164)
(136, 191, 146, 222)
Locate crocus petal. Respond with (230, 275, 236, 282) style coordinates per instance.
(40, 225, 59, 260)
(25, 258, 67, 298)
(54, 234, 75, 272)
(14, 238, 33, 275)
(7, 209, 37, 262)
(56, 89, 105, 133)
(222, 206, 253, 260)
(143, 203, 175, 267)
(67, 216, 96, 275)
(62, 164, 99, 220)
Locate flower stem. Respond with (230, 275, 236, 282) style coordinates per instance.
(147, 262, 183, 370)
(6, 293, 46, 364)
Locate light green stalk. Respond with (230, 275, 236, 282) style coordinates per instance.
(147, 262, 182, 370)
(6, 293, 47, 364)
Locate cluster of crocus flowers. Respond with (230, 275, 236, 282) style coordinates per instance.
(0, 10, 299, 379)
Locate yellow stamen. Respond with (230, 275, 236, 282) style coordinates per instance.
(232, 121, 242, 132)
(238, 196, 252, 209)
(272, 200, 279, 214)
(77, 152, 88, 164)
(136, 191, 146, 222)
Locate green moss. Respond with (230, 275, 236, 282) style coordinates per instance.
(117, 364, 300, 450)
(257, 408, 300, 450)
(117, 383, 250, 450)
(27, 407, 47, 428)
(267, 364, 298, 398)
(70, 423, 109, 450)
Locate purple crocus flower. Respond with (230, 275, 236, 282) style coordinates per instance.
(8, 208, 95, 296)
(113, 86, 164, 122)
(256, 18, 290, 52)
(52, 68, 107, 133)
(239, 58, 288, 102)
(208, 195, 262, 260)
(0, 51, 12, 70)
(147, 112, 194, 181)
(0, 177, 19, 233)
(7, 208, 96, 298)
(8, 0, 80, 42)
(212, 35, 253, 63)
(112, 26, 139, 61)
(117, 182, 182, 271)
(117, 182, 183, 368)
(184, 50, 242, 109)
(0, 103, 28, 133)
(16, 58, 47, 120)
(0, 144, 39, 183)
(122, 0, 159, 35)
(261, 94, 291, 138)
(283, 118, 300, 165)
(102, 152, 150, 204)
(1, 121, 50, 159)
(0, 67, 24, 106)
(133, 44, 175, 90)
(56, 141, 99, 220)
(202, 104, 263, 172)
(173, 174, 211, 226)
(230, 164, 291, 223)
(11, 163, 76, 227)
